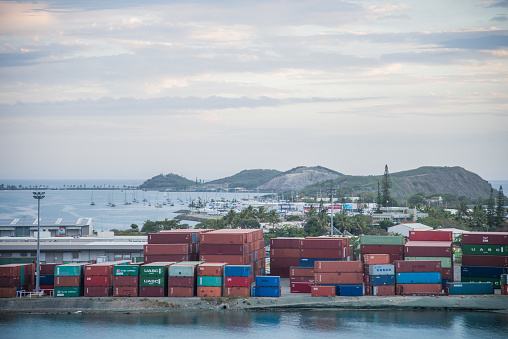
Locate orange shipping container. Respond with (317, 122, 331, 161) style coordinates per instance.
(85, 264, 115, 276)
(144, 244, 189, 255)
(363, 254, 390, 265)
(0, 287, 17, 298)
(168, 287, 194, 297)
(290, 267, 315, 277)
(54, 276, 81, 287)
(271, 248, 300, 258)
(113, 286, 138, 297)
(197, 286, 222, 297)
(200, 255, 248, 265)
(314, 272, 363, 284)
(197, 263, 225, 277)
(314, 261, 363, 273)
(224, 286, 250, 298)
(311, 285, 336, 297)
(396, 284, 442, 295)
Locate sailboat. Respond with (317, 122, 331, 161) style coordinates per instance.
(90, 190, 96, 206)
(123, 191, 131, 205)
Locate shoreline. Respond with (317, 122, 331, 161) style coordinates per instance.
(1, 295, 507, 314)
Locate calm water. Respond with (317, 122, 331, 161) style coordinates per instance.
(1, 310, 507, 338)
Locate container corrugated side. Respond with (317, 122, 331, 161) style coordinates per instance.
(404, 257, 452, 268)
(446, 282, 494, 295)
(360, 235, 404, 246)
(462, 244, 508, 256)
(396, 272, 441, 284)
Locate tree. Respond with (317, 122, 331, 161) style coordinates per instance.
(140, 219, 188, 233)
(256, 206, 267, 221)
(470, 204, 487, 230)
(486, 188, 496, 228)
(265, 210, 281, 227)
(456, 201, 469, 220)
(375, 182, 382, 213)
(495, 186, 505, 227)
(381, 164, 392, 207)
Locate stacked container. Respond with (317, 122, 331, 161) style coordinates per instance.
(368, 264, 395, 296)
(252, 276, 281, 297)
(394, 260, 442, 295)
(299, 237, 349, 267)
(314, 261, 364, 296)
(501, 274, 508, 295)
(269, 238, 301, 278)
(360, 235, 404, 264)
(406, 230, 454, 286)
(168, 261, 201, 297)
(224, 265, 252, 297)
(139, 262, 173, 297)
(197, 262, 225, 297)
(84, 263, 117, 297)
(289, 266, 315, 293)
(54, 264, 84, 297)
(199, 229, 265, 278)
(0, 264, 34, 298)
(362, 254, 390, 295)
(145, 229, 208, 263)
(39, 263, 59, 295)
(461, 232, 508, 289)
(113, 264, 140, 297)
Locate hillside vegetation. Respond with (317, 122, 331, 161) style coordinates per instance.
(206, 169, 281, 189)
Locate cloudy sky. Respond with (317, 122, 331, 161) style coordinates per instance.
(0, 0, 507, 182)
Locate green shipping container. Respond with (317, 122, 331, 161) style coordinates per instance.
(54, 286, 82, 297)
(114, 265, 139, 276)
(0, 257, 36, 265)
(461, 277, 501, 288)
(462, 244, 508, 256)
(169, 265, 196, 277)
(140, 277, 166, 287)
(501, 274, 508, 285)
(140, 266, 166, 276)
(360, 235, 404, 246)
(197, 276, 222, 287)
(55, 264, 83, 276)
(404, 257, 452, 268)
(131, 257, 144, 264)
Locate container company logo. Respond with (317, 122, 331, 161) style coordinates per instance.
(483, 237, 489, 243)
(145, 278, 161, 284)
(145, 268, 162, 274)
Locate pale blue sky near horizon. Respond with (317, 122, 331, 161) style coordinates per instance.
(0, 0, 507, 181)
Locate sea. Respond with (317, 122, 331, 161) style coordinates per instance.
(1, 309, 507, 338)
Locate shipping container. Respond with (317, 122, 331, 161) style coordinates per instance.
(368, 265, 395, 276)
(290, 267, 315, 277)
(396, 283, 442, 295)
(148, 232, 193, 244)
(200, 231, 248, 244)
(462, 232, 508, 245)
(441, 268, 453, 280)
(113, 265, 139, 276)
(394, 260, 442, 272)
(252, 286, 280, 297)
(270, 237, 301, 248)
(404, 241, 452, 257)
(224, 286, 250, 298)
(84, 264, 115, 276)
(501, 285, 508, 295)
(113, 286, 138, 297)
(338, 285, 363, 296)
(201, 244, 250, 255)
(363, 254, 390, 265)
(314, 261, 363, 273)
(197, 276, 222, 287)
(256, 276, 280, 287)
(300, 238, 344, 249)
(54, 264, 83, 277)
(113, 276, 138, 286)
(270, 258, 300, 268)
(446, 282, 494, 295)
(371, 285, 395, 296)
(369, 275, 395, 286)
(314, 272, 364, 285)
(39, 274, 54, 286)
(502, 274, 508, 285)
(404, 257, 451, 269)
(54, 276, 81, 287)
(462, 244, 508, 256)
(168, 264, 197, 277)
(290, 276, 315, 283)
(84, 275, 112, 287)
(140, 277, 165, 287)
(225, 265, 252, 277)
(144, 244, 190, 255)
(461, 255, 508, 267)
(360, 235, 404, 246)
(311, 285, 335, 297)
(360, 245, 404, 255)
(0, 265, 21, 277)
(270, 248, 300, 258)
(197, 286, 222, 297)
(461, 277, 501, 288)
(84, 286, 112, 297)
(290, 282, 312, 293)
(224, 276, 251, 287)
(299, 258, 340, 268)
(461, 266, 508, 278)
(54, 286, 82, 297)
(39, 263, 59, 275)
(199, 255, 247, 265)
(139, 286, 165, 297)
(396, 272, 441, 284)
(140, 263, 173, 276)
(167, 276, 195, 287)
(300, 249, 344, 259)
(144, 255, 190, 263)
(168, 286, 194, 297)
(409, 231, 453, 242)
(197, 263, 225, 277)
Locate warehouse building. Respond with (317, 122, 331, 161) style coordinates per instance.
(0, 218, 93, 237)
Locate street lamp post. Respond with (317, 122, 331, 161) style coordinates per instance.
(328, 189, 335, 237)
(33, 191, 45, 293)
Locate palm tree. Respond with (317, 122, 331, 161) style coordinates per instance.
(256, 206, 267, 222)
(266, 210, 281, 228)
(224, 210, 237, 228)
(457, 201, 469, 219)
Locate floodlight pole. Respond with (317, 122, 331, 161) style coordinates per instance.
(33, 191, 45, 293)
(328, 189, 335, 237)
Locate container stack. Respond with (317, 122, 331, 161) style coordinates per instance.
(145, 229, 206, 264)
(113, 264, 140, 297)
(314, 261, 364, 296)
(84, 263, 117, 297)
(54, 264, 84, 297)
(199, 229, 265, 278)
(289, 266, 314, 293)
(406, 230, 454, 286)
(299, 237, 349, 268)
(197, 262, 225, 297)
(445, 282, 494, 295)
(362, 254, 390, 295)
(269, 237, 301, 278)
(394, 260, 442, 295)
(139, 262, 173, 297)
(368, 264, 395, 296)
(252, 276, 281, 297)
(0, 264, 34, 298)
(360, 235, 404, 264)
(168, 262, 201, 297)
(224, 265, 252, 297)
(39, 263, 58, 295)
(461, 232, 508, 289)
(501, 274, 508, 295)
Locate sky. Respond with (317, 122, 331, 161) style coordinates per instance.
(0, 0, 507, 182)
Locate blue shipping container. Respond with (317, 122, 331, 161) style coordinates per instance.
(446, 282, 494, 295)
(461, 266, 508, 278)
(396, 272, 442, 284)
(338, 285, 363, 296)
(39, 274, 55, 285)
(299, 258, 342, 267)
(252, 286, 281, 297)
(369, 275, 395, 286)
(368, 265, 395, 276)
(256, 276, 280, 287)
(225, 265, 251, 277)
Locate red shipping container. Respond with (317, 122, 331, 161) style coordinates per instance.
(300, 248, 344, 259)
(148, 233, 192, 244)
(144, 244, 189, 255)
(0, 287, 17, 298)
(361, 245, 404, 255)
(225, 276, 251, 287)
(40, 263, 59, 275)
(393, 260, 441, 273)
(462, 232, 508, 245)
(404, 241, 452, 257)
(290, 282, 312, 293)
(315, 272, 363, 284)
(270, 248, 300, 258)
(461, 255, 508, 267)
(269, 267, 290, 278)
(85, 275, 112, 287)
(314, 261, 363, 273)
(290, 276, 315, 283)
(144, 254, 189, 264)
(270, 238, 301, 248)
(197, 286, 222, 297)
(200, 231, 248, 244)
(300, 238, 344, 249)
(305, 237, 350, 247)
(371, 285, 395, 296)
(139, 286, 166, 297)
(168, 286, 194, 297)
(0, 276, 21, 287)
(39, 285, 54, 296)
(113, 286, 138, 297)
(396, 284, 442, 295)
(54, 276, 81, 287)
(197, 263, 225, 277)
(200, 255, 247, 265)
(270, 258, 300, 268)
(409, 231, 453, 242)
(441, 268, 453, 280)
(167, 276, 195, 287)
(0, 266, 21, 277)
(501, 285, 508, 295)
(389, 254, 404, 263)
(224, 286, 250, 298)
(363, 254, 390, 265)
(85, 264, 115, 276)
(84, 286, 112, 297)
(311, 285, 335, 297)
(290, 267, 314, 277)
(113, 276, 138, 286)
(200, 243, 249, 255)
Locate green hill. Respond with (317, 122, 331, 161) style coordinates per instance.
(139, 173, 195, 190)
(206, 169, 282, 189)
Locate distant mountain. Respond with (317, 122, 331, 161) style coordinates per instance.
(139, 173, 195, 190)
(257, 166, 342, 192)
(206, 169, 282, 190)
(301, 166, 494, 199)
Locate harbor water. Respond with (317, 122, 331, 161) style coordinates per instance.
(1, 310, 507, 338)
